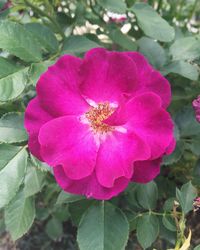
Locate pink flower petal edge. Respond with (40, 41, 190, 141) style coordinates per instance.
(193, 95, 200, 123)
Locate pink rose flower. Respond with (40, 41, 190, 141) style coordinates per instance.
(25, 48, 175, 200)
(192, 95, 200, 123)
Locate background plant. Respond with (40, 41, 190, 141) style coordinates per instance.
(0, 0, 200, 249)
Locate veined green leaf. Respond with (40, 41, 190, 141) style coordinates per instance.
(0, 20, 42, 62)
(0, 112, 28, 143)
(0, 67, 28, 102)
(77, 202, 129, 250)
(5, 191, 35, 240)
(0, 57, 21, 78)
(131, 3, 175, 42)
(25, 23, 59, 53)
(0, 146, 28, 208)
(137, 214, 159, 249)
(62, 35, 100, 55)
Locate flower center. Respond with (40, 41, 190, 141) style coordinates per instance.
(85, 102, 115, 133)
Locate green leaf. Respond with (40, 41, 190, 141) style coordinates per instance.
(53, 207, 70, 222)
(162, 61, 199, 81)
(125, 210, 138, 232)
(125, 183, 141, 210)
(131, 3, 175, 42)
(45, 217, 63, 240)
(62, 35, 100, 55)
(162, 216, 176, 232)
(170, 36, 200, 61)
(28, 61, 53, 86)
(136, 181, 158, 210)
(175, 106, 200, 137)
(138, 37, 166, 69)
(176, 181, 197, 214)
(24, 166, 45, 198)
(36, 207, 50, 221)
(137, 214, 159, 249)
(194, 245, 200, 250)
(30, 154, 52, 173)
(77, 202, 129, 250)
(5, 191, 35, 240)
(188, 136, 200, 156)
(0, 57, 21, 78)
(163, 197, 176, 211)
(0, 20, 42, 62)
(159, 217, 176, 245)
(56, 190, 84, 205)
(69, 200, 94, 226)
(0, 112, 28, 143)
(0, 146, 27, 208)
(163, 140, 184, 165)
(97, 0, 127, 13)
(0, 67, 28, 102)
(0, 144, 23, 171)
(25, 23, 59, 53)
(109, 29, 137, 51)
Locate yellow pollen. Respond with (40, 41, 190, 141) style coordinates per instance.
(85, 102, 115, 133)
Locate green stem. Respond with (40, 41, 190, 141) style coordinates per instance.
(157, 0, 163, 12)
(24, 0, 65, 40)
(133, 210, 182, 220)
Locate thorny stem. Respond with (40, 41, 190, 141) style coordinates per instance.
(24, 0, 65, 40)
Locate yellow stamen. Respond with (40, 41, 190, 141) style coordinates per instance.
(85, 102, 115, 133)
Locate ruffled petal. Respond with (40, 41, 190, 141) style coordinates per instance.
(38, 116, 98, 179)
(24, 97, 53, 160)
(124, 52, 171, 108)
(95, 131, 150, 188)
(79, 48, 139, 104)
(132, 158, 162, 183)
(54, 166, 129, 200)
(36, 55, 89, 116)
(106, 92, 174, 159)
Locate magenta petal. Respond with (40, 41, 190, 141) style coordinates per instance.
(132, 158, 162, 183)
(105, 91, 162, 127)
(54, 166, 129, 200)
(24, 97, 53, 160)
(80, 48, 139, 103)
(95, 131, 150, 188)
(38, 116, 98, 179)
(36, 55, 89, 116)
(193, 95, 200, 123)
(124, 52, 171, 108)
(105, 92, 174, 159)
(127, 93, 174, 159)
